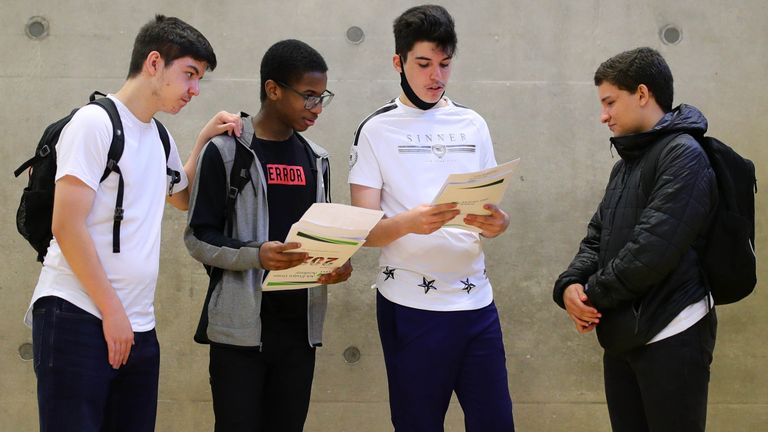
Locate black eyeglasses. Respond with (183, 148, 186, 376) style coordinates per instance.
(276, 81, 334, 110)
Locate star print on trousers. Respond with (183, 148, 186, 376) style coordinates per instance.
(461, 278, 475, 294)
(418, 277, 437, 294)
(382, 266, 396, 280)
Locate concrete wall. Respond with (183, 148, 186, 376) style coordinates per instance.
(1, 1, 765, 430)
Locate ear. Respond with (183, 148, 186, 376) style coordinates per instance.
(392, 54, 402, 73)
(637, 84, 652, 107)
(144, 51, 164, 76)
(264, 79, 281, 101)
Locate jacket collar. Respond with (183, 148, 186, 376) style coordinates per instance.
(609, 104, 709, 162)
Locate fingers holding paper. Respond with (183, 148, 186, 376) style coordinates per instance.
(259, 241, 308, 270)
(317, 259, 353, 285)
(464, 204, 510, 238)
(403, 203, 460, 235)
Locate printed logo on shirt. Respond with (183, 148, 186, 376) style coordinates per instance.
(266, 164, 306, 185)
(397, 132, 476, 159)
(397, 143, 476, 156)
(349, 146, 358, 168)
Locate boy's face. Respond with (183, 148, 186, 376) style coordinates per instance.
(155, 55, 208, 114)
(274, 71, 329, 132)
(597, 81, 647, 137)
(396, 41, 452, 104)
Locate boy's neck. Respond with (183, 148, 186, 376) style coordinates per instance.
(398, 93, 448, 109)
(253, 108, 294, 141)
(113, 78, 159, 123)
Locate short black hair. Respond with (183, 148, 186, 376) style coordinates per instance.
(594, 47, 674, 113)
(260, 39, 328, 102)
(127, 15, 217, 79)
(393, 4, 457, 62)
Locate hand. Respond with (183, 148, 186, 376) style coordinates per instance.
(259, 241, 308, 270)
(402, 203, 460, 235)
(102, 305, 134, 369)
(464, 204, 509, 238)
(198, 111, 242, 142)
(563, 283, 601, 334)
(317, 260, 353, 285)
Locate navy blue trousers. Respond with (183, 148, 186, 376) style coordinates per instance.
(32, 296, 160, 432)
(377, 290, 515, 432)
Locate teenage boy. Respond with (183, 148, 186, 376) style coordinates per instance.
(553, 47, 717, 432)
(24, 15, 240, 432)
(185, 39, 351, 432)
(348, 5, 515, 432)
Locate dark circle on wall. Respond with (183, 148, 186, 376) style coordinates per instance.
(19, 343, 33, 361)
(660, 24, 682, 45)
(346, 26, 365, 45)
(26, 16, 49, 40)
(343, 346, 361, 364)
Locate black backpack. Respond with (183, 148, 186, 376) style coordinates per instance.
(14, 91, 181, 262)
(642, 133, 757, 305)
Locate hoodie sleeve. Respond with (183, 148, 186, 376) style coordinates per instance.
(584, 136, 716, 310)
(553, 204, 603, 309)
(552, 161, 625, 309)
(184, 142, 263, 271)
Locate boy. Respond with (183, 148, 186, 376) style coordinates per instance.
(25, 14, 239, 432)
(349, 5, 515, 431)
(185, 39, 351, 432)
(553, 47, 717, 431)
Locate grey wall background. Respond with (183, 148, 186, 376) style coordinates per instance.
(1, 1, 765, 430)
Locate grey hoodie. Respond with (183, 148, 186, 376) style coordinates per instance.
(185, 115, 329, 348)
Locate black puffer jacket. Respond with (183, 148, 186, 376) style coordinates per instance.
(553, 104, 717, 353)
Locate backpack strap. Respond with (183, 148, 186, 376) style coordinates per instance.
(225, 141, 255, 237)
(90, 96, 126, 254)
(208, 118, 255, 291)
(153, 118, 182, 195)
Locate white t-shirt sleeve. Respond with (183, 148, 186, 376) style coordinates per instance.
(476, 115, 497, 170)
(348, 128, 383, 189)
(55, 105, 113, 191)
(162, 127, 189, 195)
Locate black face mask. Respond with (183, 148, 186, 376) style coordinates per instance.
(399, 55, 444, 110)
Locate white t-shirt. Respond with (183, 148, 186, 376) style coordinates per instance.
(349, 97, 498, 311)
(24, 95, 188, 331)
(647, 294, 712, 344)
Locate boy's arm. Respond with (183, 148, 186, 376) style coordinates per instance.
(167, 111, 242, 210)
(52, 175, 133, 370)
(350, 184, 460, 247)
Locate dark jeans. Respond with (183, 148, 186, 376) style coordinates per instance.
(603, 310, 717, 432)
(376, 291, 515, 432)
(32, 296, 160, 432)
(209, 321, 316, 432)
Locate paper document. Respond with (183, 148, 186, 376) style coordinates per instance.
(431, 159, 520, 232)
(262, 203, 384, 291)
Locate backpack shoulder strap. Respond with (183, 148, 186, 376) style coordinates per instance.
(89, 95, 125, 253)
(152, 118, 182, 194)
(154, 117, 171, 160)
(207, 113, 253, 289)
(225, 141, 255, 237)
(91, 97, 125, 182)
